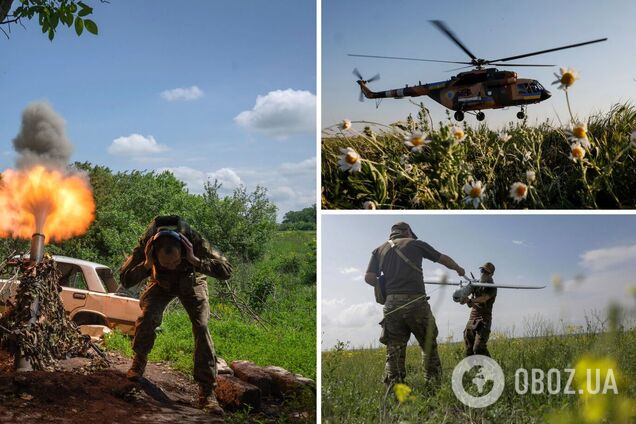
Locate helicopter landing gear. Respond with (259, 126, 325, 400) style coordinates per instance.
(454, 111, 465, 121)
(476, 111, 485, 121)
(517, 107, 526, 120)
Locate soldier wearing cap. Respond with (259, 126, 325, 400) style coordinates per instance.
(120, 216, 232, 414)
(463, 262, 497, 357)
(365, 222, 466, 387)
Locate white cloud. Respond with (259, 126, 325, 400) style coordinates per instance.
(160, 86, 204, 101)
(108, 134, 169, 156)
(340, 267, 361, 275)
(160, 166, 242, 195)
(234, 89, 316, 139)
(208, 168, 243, 190)
(158, 157, 315, 218)
(330, 302, 381, 328)
(279, 157, 316, 175)
(322, 298, 345, 307)
(579, 244, 636, 272)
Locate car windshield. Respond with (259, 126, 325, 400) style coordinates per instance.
(96, 267, 118, 293)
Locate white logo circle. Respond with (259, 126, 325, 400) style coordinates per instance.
(451, 355, 505, 408)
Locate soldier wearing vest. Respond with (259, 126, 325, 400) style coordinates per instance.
(120, 215, 232, 414)
(365, 222, 466, 387)
(463, 262, 497, 357)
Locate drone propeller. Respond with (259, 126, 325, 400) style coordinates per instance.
(353, 68, 380, 102)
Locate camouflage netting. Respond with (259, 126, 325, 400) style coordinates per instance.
(0, 255, 91, 370)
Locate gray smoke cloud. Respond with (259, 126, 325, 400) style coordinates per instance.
(12, 102, 73, 169)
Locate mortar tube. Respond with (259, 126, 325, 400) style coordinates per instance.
(15, 233, 46, 371)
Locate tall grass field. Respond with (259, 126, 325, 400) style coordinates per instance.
(322, 311, 636, 423)
(322, 101, 636, 209)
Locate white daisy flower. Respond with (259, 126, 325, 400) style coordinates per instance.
(404, 133, 429, 152)
(568, 122, 590, 148)
(630, 131, 636, 149)
(552, 67, 578, 90)
(363, 200, 376, 210)
(340, 119, 352, 130)
(526, 170, 536, 184)
(569, 143, 586, 162)
(462, 180, 486, 209)
(338, 147, 362, 172)
(498, 133, 512, 142)
(509, 182, 528, 203)
(450, 126, 466, 143)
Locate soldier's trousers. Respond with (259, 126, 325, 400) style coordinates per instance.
(464, 319, 491, 357)
(132, 274, 217, 391)
(382, 294, 442, 385)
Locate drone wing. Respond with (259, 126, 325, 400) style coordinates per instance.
(422, 280, 462, 286)
(471, 282, 546, 289)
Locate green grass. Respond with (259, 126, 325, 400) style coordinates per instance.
(322, 317, 636, 423)
(105, 230, 316, 380)
(322, 102, 636, 209)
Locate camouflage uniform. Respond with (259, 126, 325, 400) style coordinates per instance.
(464, 271, 496, 357)
(382, 294, 441, 384)
(120, 216, 232, 392)
(367, 223, 444, 385)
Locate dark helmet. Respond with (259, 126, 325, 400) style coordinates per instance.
(480, 262, 495, 275)
(390, 222, 418, 239)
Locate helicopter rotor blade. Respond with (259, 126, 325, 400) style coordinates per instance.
(366, 73, 381, 83)
(358, 90, 364, 102)
(348, 53, 472, 65)
(352, 67, 363, 80)
(486, 38, 607, 64)
(487, 63, 555, 67)
(429, 20, 478, 61)
(470, 282, 547, 289)
(445, 65, 474, 72)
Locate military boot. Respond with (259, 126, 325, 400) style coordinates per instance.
(126, 355, 147, 381)
(198, 385, 224, 416)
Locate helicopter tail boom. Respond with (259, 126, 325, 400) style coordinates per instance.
(358, 80, 430, 100)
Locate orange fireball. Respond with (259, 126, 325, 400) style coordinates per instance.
(0, 166, 95, 242)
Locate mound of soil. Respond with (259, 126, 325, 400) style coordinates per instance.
(0, 350, 314, 423)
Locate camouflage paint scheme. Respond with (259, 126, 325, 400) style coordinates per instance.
(358, 67, 551, 112)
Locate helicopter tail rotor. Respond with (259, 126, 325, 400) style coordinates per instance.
(353, 68, 381, 102)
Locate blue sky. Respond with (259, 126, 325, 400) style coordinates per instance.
(321, 214, 636, 349)
(322, 0, 636, 129)
(0, 0, 316, 218)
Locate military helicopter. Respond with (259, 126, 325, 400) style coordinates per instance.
(350, 20, 606, 121)
(425, 272, 545, 304)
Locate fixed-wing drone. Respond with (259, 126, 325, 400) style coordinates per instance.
(350, 20, 606, 121)
(425, 273, 546, 303)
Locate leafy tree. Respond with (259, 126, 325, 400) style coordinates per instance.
(279, 205, 316, 231)
(0, 0, 100, 40)
(0, 163, 278, 275)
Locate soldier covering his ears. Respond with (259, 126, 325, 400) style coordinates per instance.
(364, 222, 465, 387)
(120, 216, 232, 414)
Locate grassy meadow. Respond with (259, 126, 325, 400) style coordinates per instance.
(322, 99, 636, 209)
(322, 310, 636, 423)
(105, 230, 316, 380)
